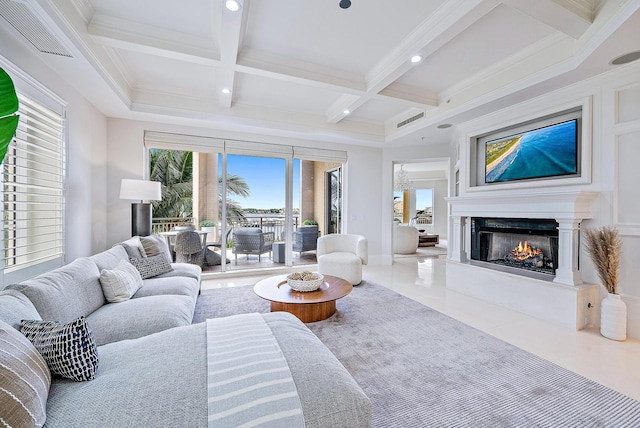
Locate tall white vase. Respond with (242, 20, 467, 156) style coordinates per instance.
(600, 293, 627, 341)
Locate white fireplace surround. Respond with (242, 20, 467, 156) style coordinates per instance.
(445, 190, 600, 330)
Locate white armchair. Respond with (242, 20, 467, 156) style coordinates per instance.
(317, 234, 368, 285)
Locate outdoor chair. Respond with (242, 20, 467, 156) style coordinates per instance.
(174, 231, 205, 266)
(174, 231, 227, 267)
(232, 227, 275, 263)
(292, 225, 319, 255)
(317, 234, 368, 285)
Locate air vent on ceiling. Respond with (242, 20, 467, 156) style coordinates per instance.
(0, 0, 72, 57)
(396, 112, 424, 128)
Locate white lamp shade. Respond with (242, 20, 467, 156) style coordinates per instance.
(120, 179, 162, 201)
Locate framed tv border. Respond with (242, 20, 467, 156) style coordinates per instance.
(465, 97, 592, 191)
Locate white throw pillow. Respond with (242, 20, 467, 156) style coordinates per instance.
(99, 259, 143, 302)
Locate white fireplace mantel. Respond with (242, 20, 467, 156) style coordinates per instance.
(446, 190, 599, 286)
(444, 190, 600, 330)
(446, 190, 599, 220)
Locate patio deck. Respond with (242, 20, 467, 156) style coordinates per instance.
(201, 251, 317, 273)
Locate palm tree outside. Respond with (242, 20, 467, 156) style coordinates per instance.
(150, 149, 193, 218)
(150, 148, 250, 225)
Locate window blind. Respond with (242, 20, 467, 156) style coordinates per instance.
(144, 131, 224, 153)
(293, 146, 347, 163)
(143, 130, 347, 162)
(3, 93, 65, 276)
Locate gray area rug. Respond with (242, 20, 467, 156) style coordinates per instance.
(194, 282, 640, 427)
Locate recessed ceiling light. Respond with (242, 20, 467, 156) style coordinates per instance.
(610, 51, 640, 65)
(225, 0, 241, 12)
(221, 88, 231, 94)
(410, 55, 423, 64)
(343, 109, 351, 115)
(437, 123, 452, 129)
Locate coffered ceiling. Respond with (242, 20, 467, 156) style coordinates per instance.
(1, 0, 639, 147)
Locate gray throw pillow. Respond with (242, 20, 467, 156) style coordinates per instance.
(121, 243, 144, 259)
(140, 235, 173, 263)
(129, 254, 173, 279)
(21, 317, 99, 382)
(140, 236, 162, 257)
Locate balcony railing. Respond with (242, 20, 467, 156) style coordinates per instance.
(152, 215, 304, 243)
(152, 217, 195, 234)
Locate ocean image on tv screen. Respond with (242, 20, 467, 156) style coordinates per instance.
(485, 119, 578, 184)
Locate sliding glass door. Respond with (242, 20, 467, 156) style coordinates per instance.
(326, 167, 342, 234)
(224, 154, 286, 271)
(145, 132, 346, 274)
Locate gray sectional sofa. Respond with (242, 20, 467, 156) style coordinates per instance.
(0, 235, 371, 427)
(5, 236, 201, 346)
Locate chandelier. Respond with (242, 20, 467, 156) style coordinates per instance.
(394, 164, 412, 191)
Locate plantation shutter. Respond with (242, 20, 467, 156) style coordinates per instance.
(3, 93, 66, 282)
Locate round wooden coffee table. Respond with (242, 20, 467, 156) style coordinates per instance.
(253, 274, 352, 322)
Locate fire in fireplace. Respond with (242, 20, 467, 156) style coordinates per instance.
(471, 218, 559, 277)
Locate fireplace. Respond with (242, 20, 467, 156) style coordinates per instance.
(445, 189, 599, 330)
(471, 218, 559, 279)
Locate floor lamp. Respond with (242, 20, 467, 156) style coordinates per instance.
(120, 179, 162, 237)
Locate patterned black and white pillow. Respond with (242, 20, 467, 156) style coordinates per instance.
(20, 317, 99, 382)
(129, 254, 173, 279)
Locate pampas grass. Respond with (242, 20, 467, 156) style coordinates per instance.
(583, 226, 622, 294)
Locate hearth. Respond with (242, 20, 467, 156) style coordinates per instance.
(471, 218, 559, 279)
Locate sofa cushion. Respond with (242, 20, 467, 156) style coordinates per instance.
(99, 259, 143, 302)
(134, 276, 200, 299)
(7, 258, 105, 323)
(157, 262, 202, 281)
(21, 317, 99, 382)
(129, 254, 173, 279)
(0, 289, 42, 330)
(0, 320, 51, 428)
(89, 244, 128, 271)
(46, 323, 207, 427)
(85, 295, 195, 346)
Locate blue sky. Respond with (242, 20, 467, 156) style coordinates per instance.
(225, 155, 300, 209)
(394, 189, 433, 211)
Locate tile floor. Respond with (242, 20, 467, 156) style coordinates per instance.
(201, 248, 640, 402)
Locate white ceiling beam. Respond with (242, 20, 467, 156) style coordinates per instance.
(216, 0, 247, 108)
(325, 0, 500, 124)
(88, 14, 220, 66)
(501, 0, 592, 39)
(376, 83, 439, 109)
(235, 55, 367, 95)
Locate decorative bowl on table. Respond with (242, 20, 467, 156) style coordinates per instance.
(286, 271, 324, 292)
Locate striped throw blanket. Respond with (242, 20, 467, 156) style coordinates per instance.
(207, 313, 305, 427)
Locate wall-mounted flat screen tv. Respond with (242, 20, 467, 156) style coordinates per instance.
(484, 119, 578, 184)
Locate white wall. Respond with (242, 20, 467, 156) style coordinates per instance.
(0, 25, 108, 265)
(452, 60, 640, 339)
(432, 179, 448, 238)
(105, 119, 384, 263)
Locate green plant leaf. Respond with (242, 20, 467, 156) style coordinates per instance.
(0, 67, 20, 164)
